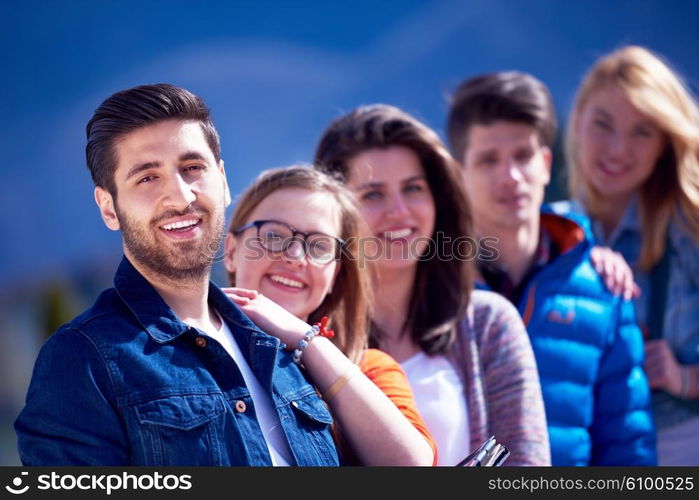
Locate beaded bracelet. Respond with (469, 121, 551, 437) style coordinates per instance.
(292, 324, 321, 365)
(314, 316, 335, 339)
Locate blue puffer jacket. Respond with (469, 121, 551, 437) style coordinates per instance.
(479, 209, 656, 465)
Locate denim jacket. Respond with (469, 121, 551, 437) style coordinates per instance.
(15, 257, 339, 466)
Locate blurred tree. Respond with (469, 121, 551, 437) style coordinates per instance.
(40, 280, 81, 341)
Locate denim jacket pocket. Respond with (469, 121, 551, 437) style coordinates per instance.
(285, 392, 337, 465)
(289, 393, 333, 425)
(132, 393, 227, 465)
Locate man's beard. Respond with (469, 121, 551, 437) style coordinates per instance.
(115, 202, 225, 283)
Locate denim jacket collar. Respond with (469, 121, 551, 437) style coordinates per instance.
(207, 281, 283, 394)
(590, 195, 693, 253)
(113, 257, 190, 343)
(112, 256, 279, 355)
(589, 194, 642, 247)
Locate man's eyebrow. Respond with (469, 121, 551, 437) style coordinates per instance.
(179, 151, 209, 162)
(124, 152, 210, 181)
(472, 147, 497, 157)
(125, 162, 160, 181)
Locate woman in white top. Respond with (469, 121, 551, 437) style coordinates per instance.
(314, 104, 550, 465)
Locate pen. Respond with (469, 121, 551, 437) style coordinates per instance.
(455, 435, 500, 466)
(481, 444, 503, 466)
(492, 446, 510, 467)
(470, 435, 497, 466)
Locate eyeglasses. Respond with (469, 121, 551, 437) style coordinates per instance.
(233, 219, 345, 265)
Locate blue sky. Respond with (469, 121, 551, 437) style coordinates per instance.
(1, 0, 698, 289)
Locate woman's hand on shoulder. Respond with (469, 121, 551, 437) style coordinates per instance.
(222, 287, 309, 348)
(590, 246, 641, 300)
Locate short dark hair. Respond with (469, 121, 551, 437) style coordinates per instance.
(314, 104, 474, 355)
(446, 71, 557, 163)
(86, 83, 221, 195)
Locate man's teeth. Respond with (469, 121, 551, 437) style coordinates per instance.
(384, 228, 412, 240)
(270, 275, 304, 288)
(162, 219, 198, 231)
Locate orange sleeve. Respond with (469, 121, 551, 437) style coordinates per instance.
(359, 348, 438, 465)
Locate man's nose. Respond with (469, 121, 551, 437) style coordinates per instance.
(162, 173, 196, 209)
(499, 159, 523, 185)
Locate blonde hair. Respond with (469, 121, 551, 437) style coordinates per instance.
(566, 45, 699, 270)
(228, 165, 372, 363)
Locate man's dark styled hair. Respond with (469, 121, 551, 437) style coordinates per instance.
(446, 71, 557, 163)
(86, 83, 221, 195)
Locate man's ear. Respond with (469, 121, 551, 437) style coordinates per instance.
(223, 232, 237, 274)
(542, 146, 553, 186)
(219, 160, 231, 208)
(94, 186, 120, 231)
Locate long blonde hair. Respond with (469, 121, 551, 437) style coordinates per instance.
(227, 165, 373, 363)
(566, 45, 699, 270)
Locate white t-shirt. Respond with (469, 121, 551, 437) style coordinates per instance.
(401, 351, 470, 466)
(204, 313, 293, 466)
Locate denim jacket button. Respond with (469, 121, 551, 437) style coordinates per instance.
(195, 336, 208, 348)
(235, 400, 247, 413)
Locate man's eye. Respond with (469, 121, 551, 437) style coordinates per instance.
(137, 175, 154, 184)
(184, 165, 205, 172)
(515, 150, 534, 163)
(477, 157, 497, 166)
(593, 119, 611, 131)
